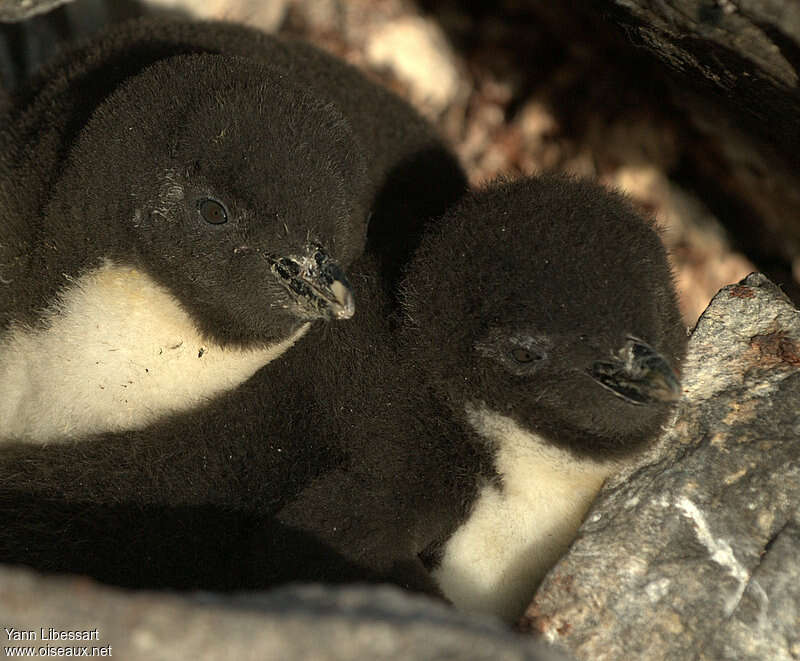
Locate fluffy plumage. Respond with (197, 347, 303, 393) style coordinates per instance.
(0, 175, 686, 622)
(0, 18, 466, 442)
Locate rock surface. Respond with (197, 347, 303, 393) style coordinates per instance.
(146, 0, 288, 31)
(522, 272, 800, 661)
(0, 0, 72, 21)
(365, 16, 463, 116)
(592, 0, 800, 161)
(0, 567, 569, 661)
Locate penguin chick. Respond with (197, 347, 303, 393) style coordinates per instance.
(399, 174, 687, 620)
(0, 53, 365, 444)
(267, 174, 686, 622)
(0, 175, 684, 623)
(0, 18, 466, 444)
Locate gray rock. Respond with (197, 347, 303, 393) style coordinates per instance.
(0, 0, 146, 92)
(365, 16, 464, 117)
(0, 567, 569, 660)
(143, 0, 288, 32)
(0, 0, 72, 21)
(591, 0, 800, 162)
(522, 273, 800, 660)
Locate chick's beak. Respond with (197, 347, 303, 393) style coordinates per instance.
(590, 337, 681, 405)
(268, 244, 355, 320)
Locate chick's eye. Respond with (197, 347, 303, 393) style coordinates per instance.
(511, 347, 537, 363)
(198, 198, 228, 225)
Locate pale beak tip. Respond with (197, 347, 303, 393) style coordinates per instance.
(330, 280, 355, 319)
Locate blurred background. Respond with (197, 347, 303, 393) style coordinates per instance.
(3, 0, 799, 326)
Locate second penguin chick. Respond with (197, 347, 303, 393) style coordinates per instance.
(402, 175, 687, 619)
(272, 173, 687, 621)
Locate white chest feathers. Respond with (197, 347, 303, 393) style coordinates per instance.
(432, 404, 619, 623)
(0, 262, 309, 444)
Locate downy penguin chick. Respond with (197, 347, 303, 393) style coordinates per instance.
(268, 174, 686, 622)
(400, 175, 687, 620)
(0, 175, 685, 624)
(0, 18, 466, 443)
(0, 53, 364, 443)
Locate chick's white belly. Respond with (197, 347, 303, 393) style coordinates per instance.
(432, 405, 618, 622)
(0, 262, 308, 443)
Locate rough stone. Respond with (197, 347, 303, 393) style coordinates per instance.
(592, 0, 800, 164)
(365, 16, 464, 116)
(145, 0, 288, 32)
(0, 567, 570, 661)
(522, 273, 800, 661)
(0, 0, 73, 22)
(0, 0, 148, 91)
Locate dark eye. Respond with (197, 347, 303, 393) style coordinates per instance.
(511, 347, 537, 363)
(198, 198, 228, 225)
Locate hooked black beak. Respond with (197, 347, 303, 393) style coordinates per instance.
(590, 337, 681, 405)
(268, 244, 355, 320)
